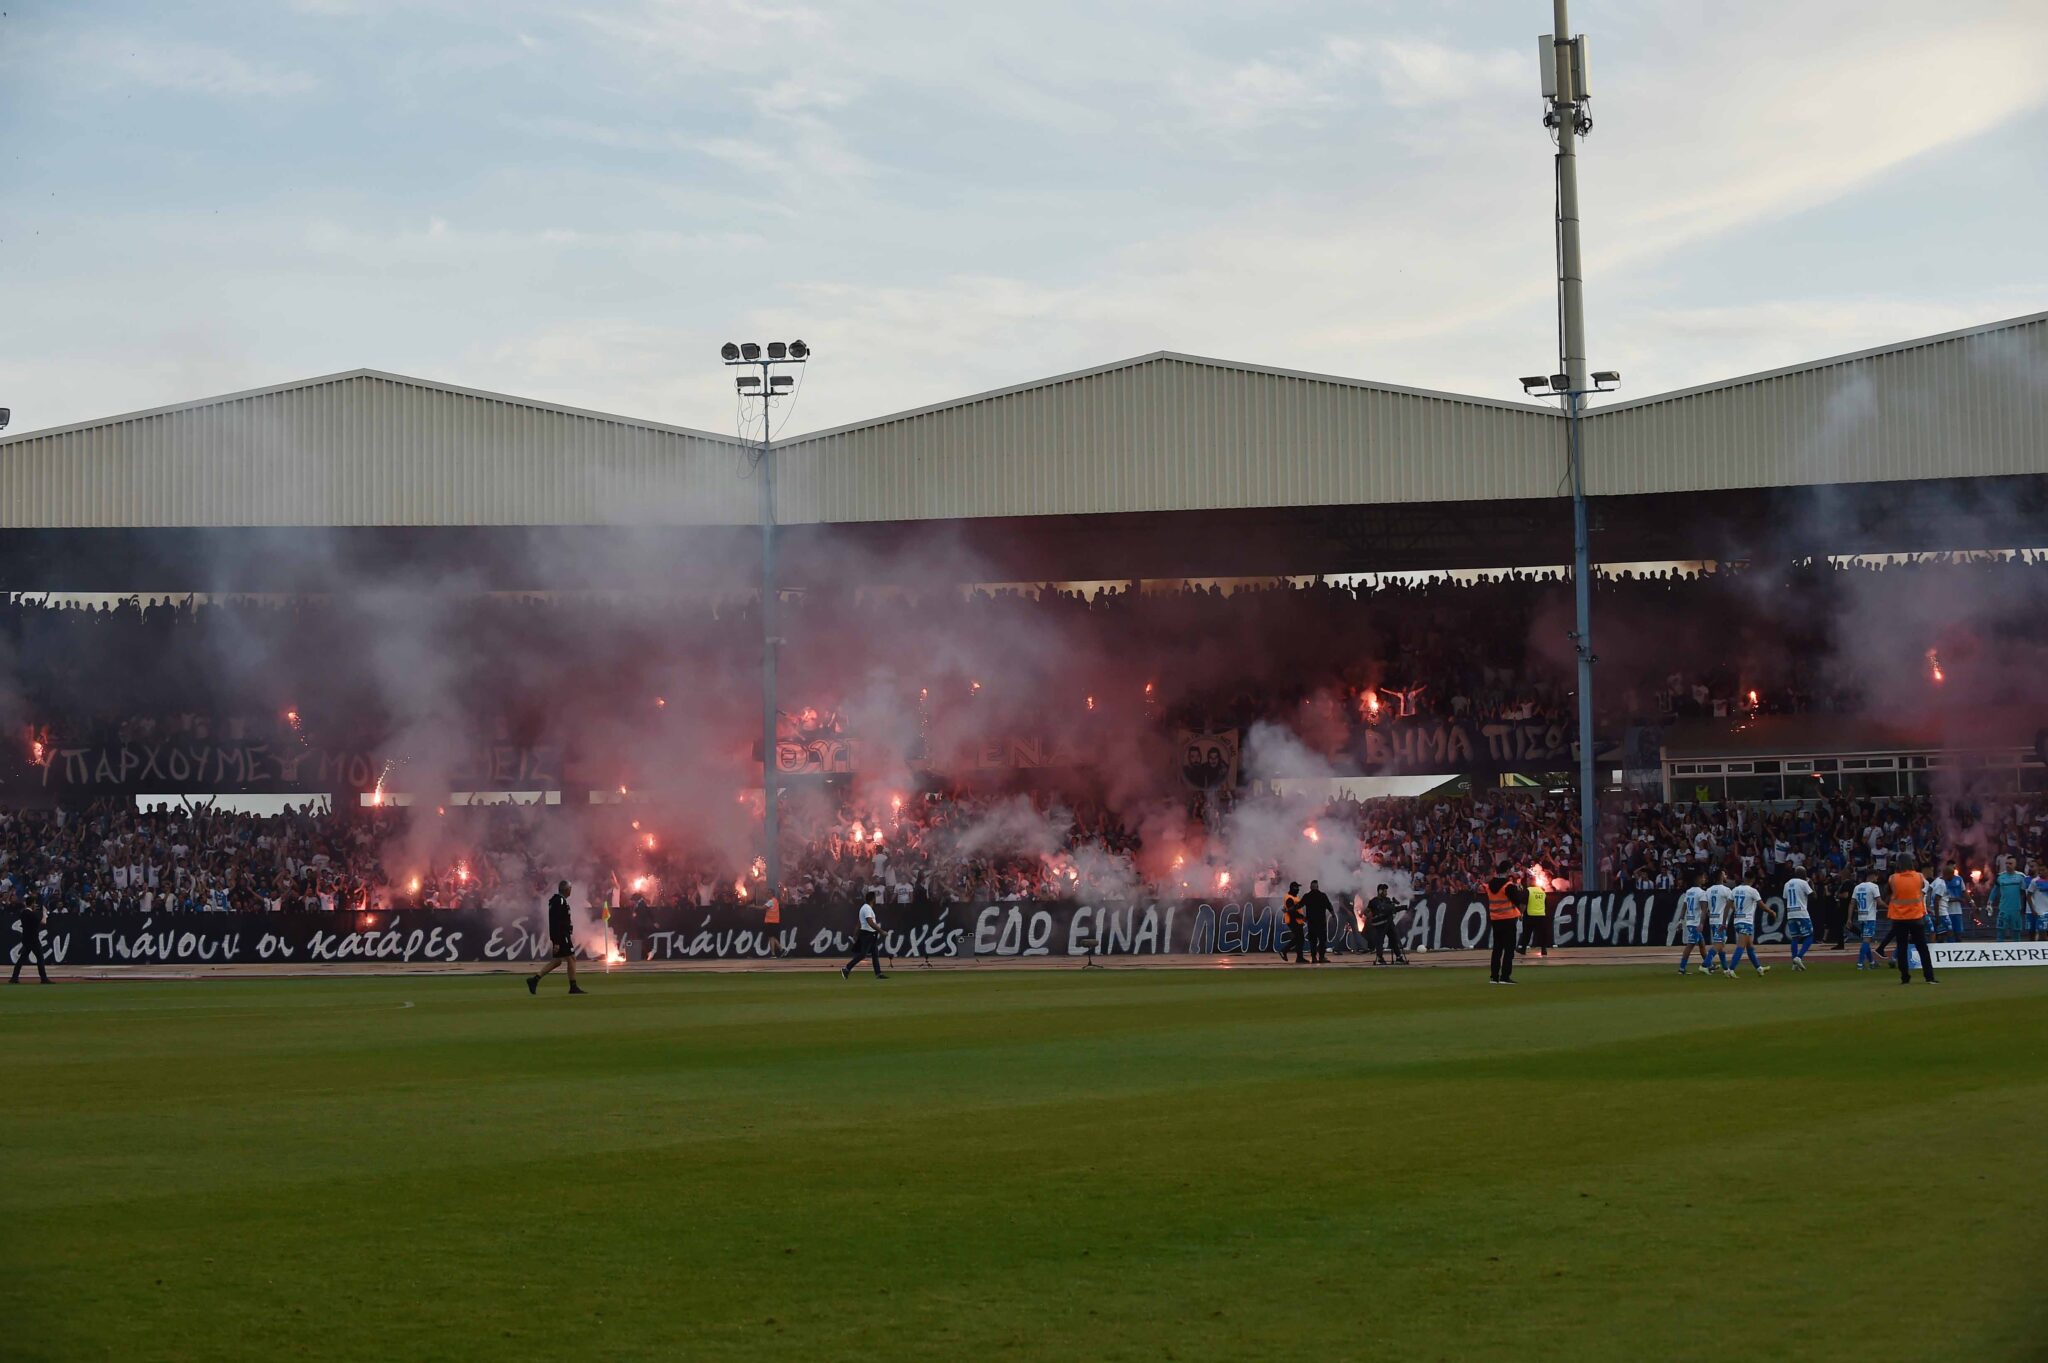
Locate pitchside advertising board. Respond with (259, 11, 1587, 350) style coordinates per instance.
(1928, 942, 2048, 968)
(19, 893, 2046, 968)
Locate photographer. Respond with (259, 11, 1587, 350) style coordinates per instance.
(1366, 884, 1407, 965)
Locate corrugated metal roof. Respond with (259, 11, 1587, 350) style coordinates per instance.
(0, 370, 756, 528)
(773, 353, 1562, 524)
(1585, 310, 2048, 495)
(4, 311, 2042, 529)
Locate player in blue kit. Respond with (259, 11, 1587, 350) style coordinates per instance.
(1781, 873, 1815, 970)
(1990, 859, 2029, 941)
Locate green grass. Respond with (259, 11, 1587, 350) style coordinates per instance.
(4, 963, 2046, 1363)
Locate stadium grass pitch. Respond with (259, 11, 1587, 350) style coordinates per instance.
(5, 964, 2045, 1362)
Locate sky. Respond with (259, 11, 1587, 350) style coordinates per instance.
(3, 0, 2046, 439)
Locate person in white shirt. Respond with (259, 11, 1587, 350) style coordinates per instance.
(1852, 876, 1884, 969)
(1676, 871, 1713, 976)
(840, 894, 888, 980)
(1781, 874, 1815, 970)
(1725, 873, 1766, 976)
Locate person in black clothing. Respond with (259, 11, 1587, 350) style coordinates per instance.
(842, 894, 888, 980)
(1366, 884, 1407, 965)
(1820, 871, 1850, 950)
(1279, 882, 1303, 961)
(526, 879, 587, 995)
(1300, 880, 1332, 963)
(10, 893, 51, 985)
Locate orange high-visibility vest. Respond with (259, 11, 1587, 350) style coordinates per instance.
(1886, 871, 1925, 921)
(1486, 881, 1521, 921)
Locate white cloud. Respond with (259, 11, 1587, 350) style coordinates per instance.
(9, 0, 2048, 439)
(1593, 8, 2048, 268)
(1368, 37, 1525, 110)
(88, 37, 318, 97)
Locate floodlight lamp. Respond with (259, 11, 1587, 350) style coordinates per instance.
(741, 342, 762, 361)
(0, 407, 10, 431)
(770, 375, 794, 389)
(720, 342, 741, 362)
(788, 340, 810, 359)
(767, 342, 788, 360)
(735, 376, 762, 390)
(1550, 373, 1570, 391)
(1592, 370, 1620, 385)
(1519, 376, 1548, 392)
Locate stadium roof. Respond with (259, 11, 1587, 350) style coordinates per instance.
(3, 310, 2044, 530)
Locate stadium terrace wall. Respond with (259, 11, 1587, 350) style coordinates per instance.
(14, 892, 1773, 968)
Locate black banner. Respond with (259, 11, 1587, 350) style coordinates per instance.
(6, 892, 1820, 968)
(7, 742, 562, 794)
(1350, 716, 1622, 775)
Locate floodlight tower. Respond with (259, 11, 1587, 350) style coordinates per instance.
(1532, 1, 1610, 897)
(721, 339, 811, 898)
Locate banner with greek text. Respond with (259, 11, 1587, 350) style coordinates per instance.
(5, 891, 1838, 968)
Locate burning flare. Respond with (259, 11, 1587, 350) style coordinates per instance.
(1926, 649, 1945, 684)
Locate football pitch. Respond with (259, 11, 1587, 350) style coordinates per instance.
(5, 963, 2045, 1362)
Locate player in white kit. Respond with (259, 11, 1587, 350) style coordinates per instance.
(1851, 876, 1884, 969)
(1781, 873, 1815, 970)
(1925, 871, 1952, 943)
(1705, 872, 1734, 974)
(1725, 873, 1766, 975)
(1676, 871, 1712, 975)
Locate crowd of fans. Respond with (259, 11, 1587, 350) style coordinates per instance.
(6, 552, 2043, 767)
(3, 551, 2043, 925)
(6, 789, 2044, 933)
